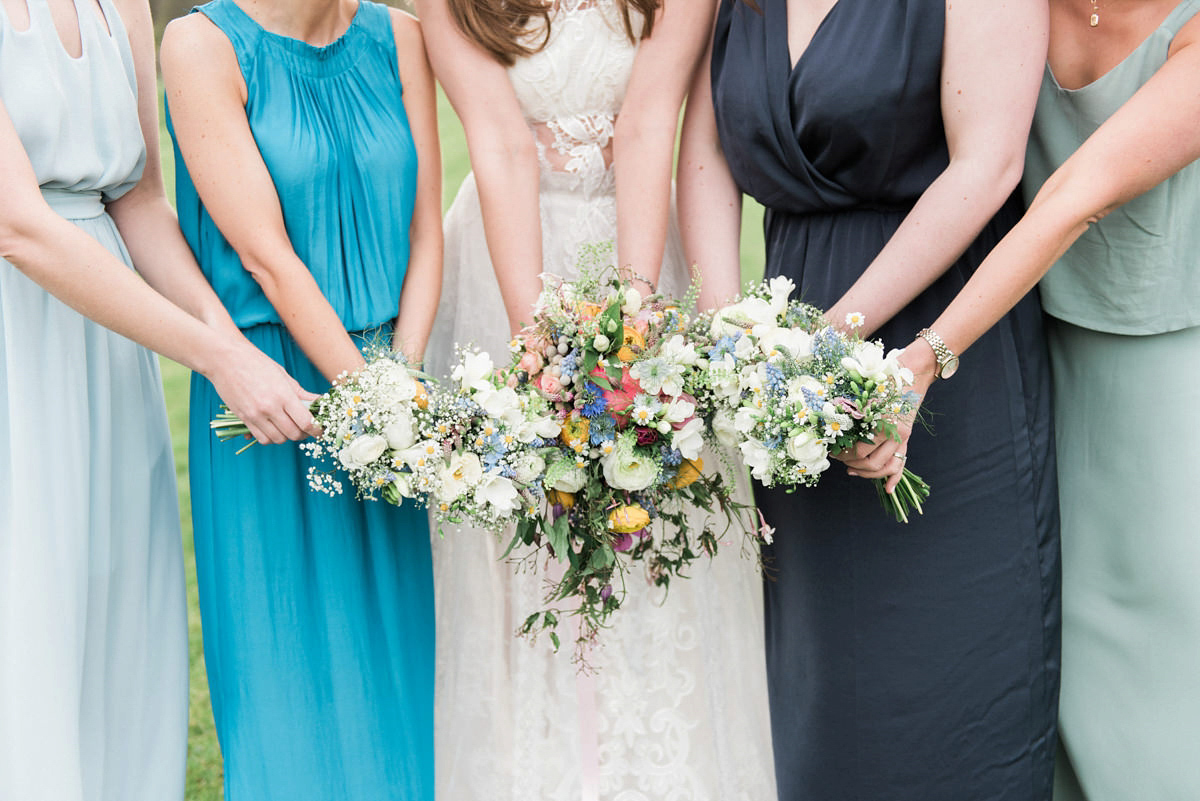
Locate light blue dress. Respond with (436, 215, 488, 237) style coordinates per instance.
(0, 0, 187, 798)
(1022, 1, 1200, 798)
(168, 1, 434, 798)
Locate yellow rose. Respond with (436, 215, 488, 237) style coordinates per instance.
(608, 504, 650, 534)
(668, 457, 704, 489)
(547, 489, 576, 509)
(560, 415, 590, 447)
(616, 325, 646, 363)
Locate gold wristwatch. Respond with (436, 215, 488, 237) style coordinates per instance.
(916, 328, 959, 379)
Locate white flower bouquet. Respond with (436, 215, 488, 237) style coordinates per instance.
(695, 277, 930, 523)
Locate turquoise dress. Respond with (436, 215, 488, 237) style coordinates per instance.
(168, 2, 434, 798)
(1022, 1, 1200, 798)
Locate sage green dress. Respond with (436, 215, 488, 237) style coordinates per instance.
(1023, 2, 1200, 798)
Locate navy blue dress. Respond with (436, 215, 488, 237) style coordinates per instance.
(711, 0, 1060, 798)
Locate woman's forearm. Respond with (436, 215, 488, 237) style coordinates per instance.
(825, 152, 1024, 337)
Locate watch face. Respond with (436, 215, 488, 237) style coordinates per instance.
(940, 355, 960, 379)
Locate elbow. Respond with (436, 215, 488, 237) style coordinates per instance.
(469, 127, 537, 172)
(0, 202, 56, 267)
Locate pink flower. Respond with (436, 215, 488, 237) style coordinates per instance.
(518, 350, 545, 377)
(835, 397, 865, 420)
(538, 372, 563, 396)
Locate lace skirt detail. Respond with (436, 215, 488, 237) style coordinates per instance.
(426, 173, 777, 801)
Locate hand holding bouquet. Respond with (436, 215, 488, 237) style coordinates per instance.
(695, 277, 930, 522)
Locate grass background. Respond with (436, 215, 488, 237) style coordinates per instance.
(159, 88, 766, 799)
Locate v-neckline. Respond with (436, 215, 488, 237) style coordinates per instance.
(782, 0, 847, 75)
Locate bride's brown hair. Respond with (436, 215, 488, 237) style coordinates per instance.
(448, 0, 661, 66)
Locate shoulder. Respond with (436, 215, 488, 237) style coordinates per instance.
(387, 7, 432, 78)
(161, 8, 239, 69)
(161, 6, 246, 97)
(108, 0, 153, 42)
(386, 5, 425, 52)
(1170, 5, 1200, 52)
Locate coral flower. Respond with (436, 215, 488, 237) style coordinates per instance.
(596, 366, 641, 424)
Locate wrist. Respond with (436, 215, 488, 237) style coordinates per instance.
(900, 337, 939, 382)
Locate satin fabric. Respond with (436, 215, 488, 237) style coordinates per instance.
(711, 0, 1061, 798)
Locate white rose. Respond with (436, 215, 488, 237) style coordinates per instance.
(622, 287, 643, 315)
(551, 465, 588, 493)
(672, 417, 705, 461)
(338, 434, 388, 469)
(601, 449, 659, 492)
(593, 334, 611, 352)
(739, 439, 773, 481)
(785, 430, 830, 474)
(383, 414, 416, 451)
(712, 409, 740, 449)
(475, 472, 521, 514)
(513, 453, 547, 484)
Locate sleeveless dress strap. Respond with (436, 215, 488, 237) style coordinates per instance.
(352, 0, 391, 49)
(1162, 0, 1200, 34)
(92, 0, 138, 91)
(192, 0, 262, 74)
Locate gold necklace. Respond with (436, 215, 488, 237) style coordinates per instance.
(1090, 0, 1100, 26)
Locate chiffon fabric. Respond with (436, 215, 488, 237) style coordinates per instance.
(1020, 2, 1200, 798)
(426, 2, 776, 799)
(710, 0, 1061, 798)
(0, 0, 187, 798)
(170, 2, 434, 798)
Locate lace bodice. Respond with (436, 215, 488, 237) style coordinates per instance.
(508, 0, 640, 193)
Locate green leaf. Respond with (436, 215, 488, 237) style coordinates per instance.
(547, 514, 570, 559)
(589, 546, 614, 570)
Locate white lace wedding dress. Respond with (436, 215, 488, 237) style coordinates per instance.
(426, 3, 776, 800)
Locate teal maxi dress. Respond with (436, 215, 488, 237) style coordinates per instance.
(168, 1, 434, 798)
(1022, 1, 1200, 798)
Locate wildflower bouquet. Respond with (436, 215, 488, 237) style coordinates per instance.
(501, 256, 762, 651)
(211, 350, 434, 502)
(695, 277, 930, 523)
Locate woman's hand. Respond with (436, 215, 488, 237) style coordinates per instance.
(204, 334, 320, 445)
(837, 340, 936, 493)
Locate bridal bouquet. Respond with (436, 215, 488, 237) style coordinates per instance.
(500, 254, 761, 651)
(694, 277, 930, 523)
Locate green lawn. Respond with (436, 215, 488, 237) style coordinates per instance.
(162, 89, 765, 799)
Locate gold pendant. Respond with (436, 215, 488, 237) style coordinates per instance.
(1090, 11, 1099, 24)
